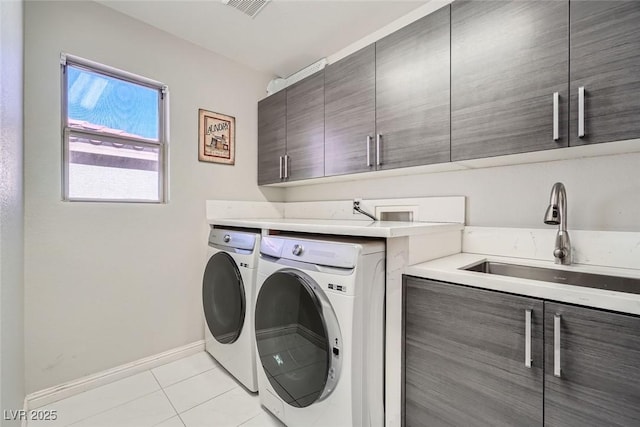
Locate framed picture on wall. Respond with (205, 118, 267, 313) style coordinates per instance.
(198, 109, 235, 165)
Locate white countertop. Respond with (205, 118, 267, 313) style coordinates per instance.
(406, 253, 640, 315)
(208, 218, 463, 238)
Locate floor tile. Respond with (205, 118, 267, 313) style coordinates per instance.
(151, 352, 219, 388)
(163, 367, 238, 413)
(180, 388, 262, 427)
(239, 410, 285, 427)
(69, 390, 175, 427)
(153, 416, 185, 427)
(28, 371, 160, 427)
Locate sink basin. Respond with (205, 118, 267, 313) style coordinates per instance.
(462, 261, 640, 295)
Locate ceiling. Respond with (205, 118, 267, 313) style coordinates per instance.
(98, 0, 428, 78)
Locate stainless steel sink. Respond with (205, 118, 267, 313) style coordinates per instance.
(462, 261, 640, 295)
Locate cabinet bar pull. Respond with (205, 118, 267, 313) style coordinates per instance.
(553, 92, 559, 141)
(284, 155, 289, 179)
(554, 313, 561, 378)
(525, 309, 532, 368)
(366, 136, 372, 167)
(578, 86, 585, 138)
(376, 134, 381, 166)
(279, 156, 283, 179)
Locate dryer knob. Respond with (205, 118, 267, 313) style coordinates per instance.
(292, 244, 304, 256)
(223, 235, 231, 243)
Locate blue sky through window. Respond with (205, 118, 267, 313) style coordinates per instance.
(67, 65, 159, 140)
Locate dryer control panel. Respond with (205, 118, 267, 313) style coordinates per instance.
(260, 236, 360, 269)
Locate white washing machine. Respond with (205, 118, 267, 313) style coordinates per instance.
(254, 235, 386, 427)
(203, 228, 260, 392)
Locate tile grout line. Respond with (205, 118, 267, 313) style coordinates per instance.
(177, 384, 242, 417)
(157, 363, 244, 415)
(237, 411, 264, 427)
(63, 386, 161, 427)
(152, 357, 221, 389)
(176, 384, 242, 418)
(150, 369, 187, 427)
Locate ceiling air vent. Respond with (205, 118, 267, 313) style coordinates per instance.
(222, 0, 271, 18)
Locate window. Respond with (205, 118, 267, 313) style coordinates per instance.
(61, 54, 168, 202)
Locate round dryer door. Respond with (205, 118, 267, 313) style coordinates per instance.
(255, 269, 342, 408)
(202, 252, 246, 344)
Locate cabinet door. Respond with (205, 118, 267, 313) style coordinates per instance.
(451, 1, 569, 161)
(324, 45, 375, 176)
(570, 1, 640, 146)
(376, 5, 450, 170)
(258, 90, 286, 185)
(286, 70, 325, 181)
(544, 303, 640, 427)
(403, 277, 543, 427)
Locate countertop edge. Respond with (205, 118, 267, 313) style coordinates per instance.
(405, 253, 640, 316)
(207, 218, 464, 238)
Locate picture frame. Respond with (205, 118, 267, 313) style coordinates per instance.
(198, 109, 235, 164)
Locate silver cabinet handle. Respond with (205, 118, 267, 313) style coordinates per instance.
(284, 154, 289, 179)
(525, 309, 532, 368)
(578, 86, 585, 138)
(279, 156, 283, 179)
(376, 134, 381, 166)
(366, 136, 372, 166)
(554, 313, 561, 378)
(553, 92, 559, 141)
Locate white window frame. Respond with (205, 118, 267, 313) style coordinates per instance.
(60, 53, 169, 203)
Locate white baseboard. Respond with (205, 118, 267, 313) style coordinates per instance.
(25, 340, 204, 410)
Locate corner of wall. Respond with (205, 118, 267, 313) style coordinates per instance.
(0, 0, 25, 423)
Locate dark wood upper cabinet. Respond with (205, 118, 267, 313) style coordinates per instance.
(404, 277, 544, 427)
(451, 0, 569, 161)
(286, 70, 325, 181)
(376, 5, 451, 170)
(324, 45, 376, 177)
(258, 0, 640, 184)
(570, 1, 640, 146)
(257, 71, 324, 184)
(258, 90, 286, 185)
(544, 302, 640, 427)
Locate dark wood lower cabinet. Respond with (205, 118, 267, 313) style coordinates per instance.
(544, 303, 640, 427)
(404, 276, 640, 427)
(403, 277, 543, 427)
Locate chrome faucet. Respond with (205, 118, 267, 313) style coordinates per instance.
(544, 182, 571, 265)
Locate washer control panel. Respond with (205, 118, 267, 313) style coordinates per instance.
(208, 229, 256, 251)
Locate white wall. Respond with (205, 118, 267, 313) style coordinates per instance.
(24, 0, 283, 393)
(0, 0, 25, 421)
(285, 152, 640, 232)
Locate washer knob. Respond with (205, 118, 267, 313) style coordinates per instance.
(223, 235, 231, 243)
(292, 244, 304, 256)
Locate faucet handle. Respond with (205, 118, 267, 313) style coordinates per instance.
(553, 248, 567, 259)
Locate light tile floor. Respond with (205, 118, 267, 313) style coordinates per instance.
(28, 352, 284, 427)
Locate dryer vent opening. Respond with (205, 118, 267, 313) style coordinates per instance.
(222, 0, 271, 18)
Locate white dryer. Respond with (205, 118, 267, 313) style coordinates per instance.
(203, 228, 260, 392)
(254, 235, 386, 427)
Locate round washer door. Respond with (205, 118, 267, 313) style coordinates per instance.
(255, 269, 342, 408)
(202, 252, 246, 344)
